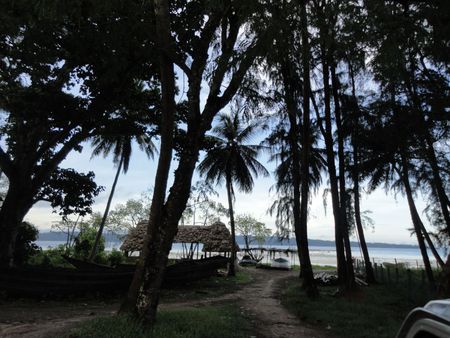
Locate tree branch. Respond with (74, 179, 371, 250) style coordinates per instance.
(32, 130, 92, 192)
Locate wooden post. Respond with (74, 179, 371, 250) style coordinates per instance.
(387, 266, 391, 284)
(395, 259, 399, 284)
(380, 265, 384, 283)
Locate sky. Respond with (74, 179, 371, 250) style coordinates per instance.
(25, 135, 430, 246)
(19, 64, 432, 247)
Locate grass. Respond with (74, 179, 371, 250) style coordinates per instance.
(160, 270, 252, 303)
(280, 277, 433, 338)
(70, 305, 251, 338)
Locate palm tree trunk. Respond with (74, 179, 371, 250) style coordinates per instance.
(299, 0, 317, 296)
(280, 59, 307, 281)
(320, 45, 347, 289)
(89, 155, 123, 261)
(225, 173, 236, 277)
(120, 0, 176, 324)
(331, 63, 356, 290)
(400, 153, 435, 286)
(353, 145, 376, 283)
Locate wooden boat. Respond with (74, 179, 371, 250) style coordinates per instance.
(270, 257, 291, 270)
(239, 254, 258, 267)
(0, 256, 229, 297)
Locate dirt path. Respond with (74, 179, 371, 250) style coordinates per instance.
(0, 298, 118, 338)
(161, 268, 330, 338)
(233, 268, 329, 338)
(0, 268, 331, 338)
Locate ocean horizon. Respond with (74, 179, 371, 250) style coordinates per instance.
(34, 239, 446, 268)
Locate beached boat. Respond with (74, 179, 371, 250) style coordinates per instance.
(0, 256, 229, 297)
(270, 257, 291, 270)
(239, 255, 258, 267)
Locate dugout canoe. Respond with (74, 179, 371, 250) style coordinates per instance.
(0, 255, 229, 297)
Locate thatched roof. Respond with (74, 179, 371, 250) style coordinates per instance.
(120, 221, 239, 253)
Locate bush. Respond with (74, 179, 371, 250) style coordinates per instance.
(14, 222, 39, 265)
(27, 245, 74, 268)
(107, 249, 125, 266)
(73, 225, 105, 260)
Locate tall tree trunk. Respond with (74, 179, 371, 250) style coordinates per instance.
(419, 220, 445, 267)
(280, 60, 307, 281)
(353, 145, 376, 283)
(119, 0, 176, 324)
(347, 58, 376, 283)
(320, 46, 347, 289)
(0, 179, 33, 267)
(89, 155, 124, 261)
(330, 64, 356, 290)
(424, 133, 450, 235)
(225, 173, 236, 276)
(298, 0, 317, 296)
(400, 153, 435, 286)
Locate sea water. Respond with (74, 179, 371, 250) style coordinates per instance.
(34, 240, 447, 268)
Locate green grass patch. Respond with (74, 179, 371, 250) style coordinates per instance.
(281, 277, 432, 338)
(161, 271, 252, 303)
(312, 265, 336, 271)
(70, 305, 251, 338)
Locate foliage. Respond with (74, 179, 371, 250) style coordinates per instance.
(181, 180, 227, 225)
(198, 112, 269, 194)
(37, 169, 103, 218)
(0, 0, 161, 264)
(13, 221, 39, 266)
(27, 245, 75, 268)
(73, 223, 105, 260)
(235, 214, 271, 248)
(108, 197, 151, 233)
(71, 305, 252, 338)
(107, 248, 125, 266)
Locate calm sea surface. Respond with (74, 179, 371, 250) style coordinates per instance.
(34, 240, 446, 268)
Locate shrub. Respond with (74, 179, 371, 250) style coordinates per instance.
(14, 221, 39, 265)
(73, 225, 105, 260)
(107, 249, 125, 266)
(27, 245, 74, 268)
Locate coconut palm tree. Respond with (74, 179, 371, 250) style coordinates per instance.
(88, 123, 156, 261)
(198, 112, 269, 276)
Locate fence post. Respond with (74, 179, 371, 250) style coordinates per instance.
(387, 266, 391, 284)
(380, 264, 384, 283)
(395, 259, 399, 284)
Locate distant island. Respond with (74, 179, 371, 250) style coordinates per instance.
(37, 232, 419, 249)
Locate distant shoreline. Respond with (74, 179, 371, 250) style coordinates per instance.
(36, 232, 419, 250)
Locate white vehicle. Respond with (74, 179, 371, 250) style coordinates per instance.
(396, 299, 450, 338)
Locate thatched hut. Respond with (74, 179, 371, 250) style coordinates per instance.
(120, 221, 239, 257)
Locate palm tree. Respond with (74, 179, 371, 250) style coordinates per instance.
(198, 112, 269, 276)
(88, 124, 156, 261)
